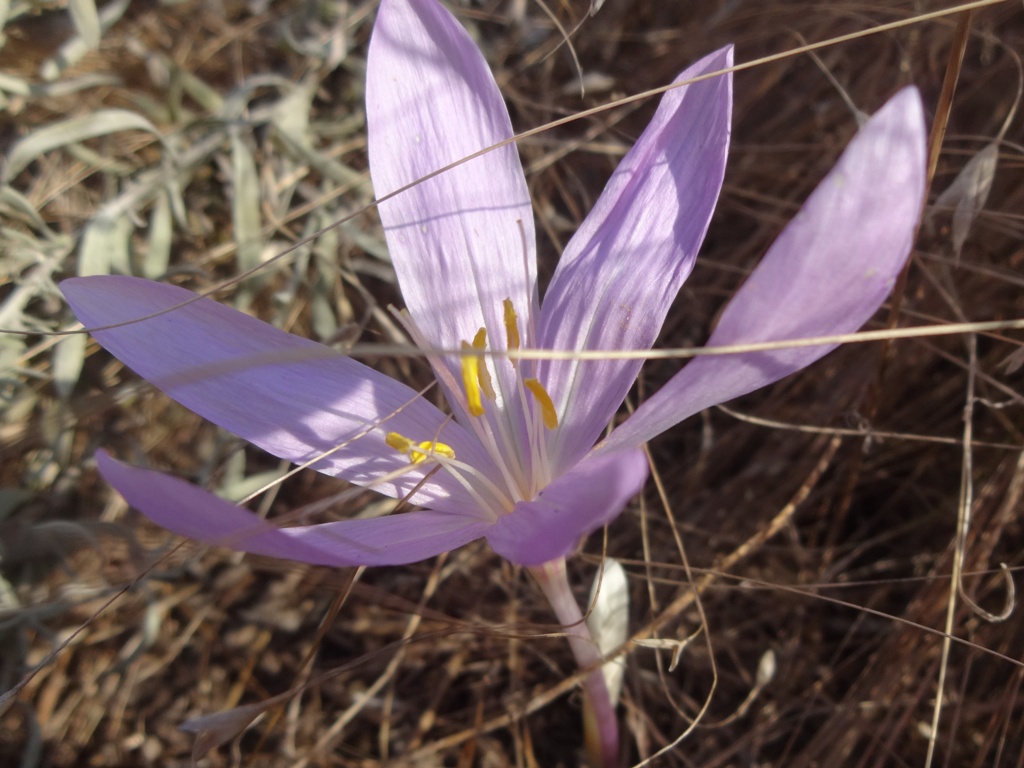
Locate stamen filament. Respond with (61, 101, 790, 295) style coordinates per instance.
(434, 454, 516, 516)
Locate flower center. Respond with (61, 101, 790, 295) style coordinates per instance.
(454, 297, 559, 502)
(458, 300, 558, 430)
(387, 296, 559, 515)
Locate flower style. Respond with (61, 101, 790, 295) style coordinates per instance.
(62, 0, 925, 761)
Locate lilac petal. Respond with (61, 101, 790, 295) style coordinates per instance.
(97, 451, 491, 566)
(602, 87, 927, 452)
(487, 449, 648, 566)
(63, 276, 497, 513)
(538, 47, 733, 474)
(367, 0, 536, 380)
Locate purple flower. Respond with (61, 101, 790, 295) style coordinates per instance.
(62, 0, 925, 572)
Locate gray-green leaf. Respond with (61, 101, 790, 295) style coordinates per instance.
(5, 109, 163, 181)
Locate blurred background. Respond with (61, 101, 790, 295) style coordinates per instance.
(1, 0, 1022, 765)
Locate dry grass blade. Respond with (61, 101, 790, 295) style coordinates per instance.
(66, 0, 101, 50)
(933, 142, 1000, 257)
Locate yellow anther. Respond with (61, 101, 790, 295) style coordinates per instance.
(410, 441, 455, 463)
(471, 328, 495, 401)
(503, 298, 520, 351)
(524, 378, 559, 430)
(385, 432, 414, 454)
(385, 432, 455, 464)
(477, 360, 495, 402)
(472, 327, 487, 350)
(461, 327, 494, 417)
(461, 341, 485, 417)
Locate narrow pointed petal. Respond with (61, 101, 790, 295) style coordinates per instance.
(538, 47, 733, 473)
(63, 276, 497, 513)
(602, 87, 927, 452)
(487, 449, 648, 565)
(367, 0, 536, 372)
(97, 452, 490, 566)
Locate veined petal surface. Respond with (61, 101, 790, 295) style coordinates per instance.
(63, 276, 497, 513)
(98, 452, 491, 566)
(487, 449, 648, 565)
(602, 87, 927, 452)
(367, 0, 536, 381)
(538, 47, 732, 474)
